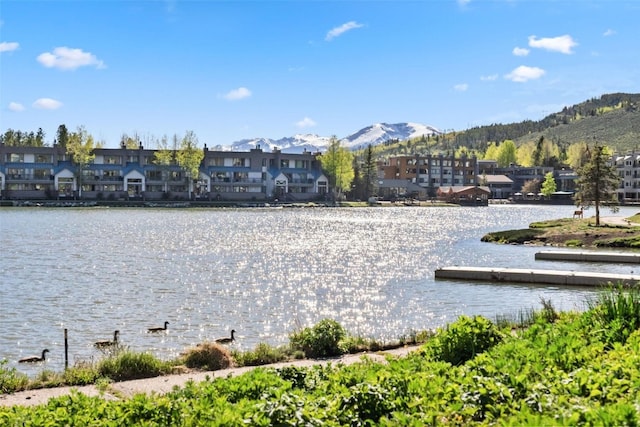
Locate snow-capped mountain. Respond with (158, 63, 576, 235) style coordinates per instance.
(229, 122, 441, 153)
(341, 122, 441, 150)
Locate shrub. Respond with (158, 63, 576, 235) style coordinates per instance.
(565, 239, 583, 247)
(63, 361, 100, 386)
(422, 315, 502, 365)
(233, 343, 288, 367)
(289, 319, 346, 358)
(182, 342, 233, 371)
(98, 350, 167, 381)
(0, 359, 29, 393)
(586, 284, 640, 346)
(480, 229, 544, 244)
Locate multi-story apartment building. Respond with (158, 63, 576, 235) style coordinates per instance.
(379, 154, 478, 197)
(614, 152, 640, 203)
(0, 143, 328, 202)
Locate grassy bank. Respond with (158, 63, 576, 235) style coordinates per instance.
(482, 213, 640, 248)
(0, 319, 429, 395)
(3, 287, 640, 425)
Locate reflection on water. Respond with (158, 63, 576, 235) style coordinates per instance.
(1, 205, 636, 375)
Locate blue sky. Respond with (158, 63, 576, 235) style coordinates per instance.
(1, 0, 638, 148)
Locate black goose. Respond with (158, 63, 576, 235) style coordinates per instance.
(95, 330, 119, 348)
(148, 321, 169, 333)
(215, 329, 236, 345)
(19, 349, 49, 363)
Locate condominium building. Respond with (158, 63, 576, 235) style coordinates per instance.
(0, 143, 328, 202)
(614, 152, 640, 203)
(379, 154, 478, 197)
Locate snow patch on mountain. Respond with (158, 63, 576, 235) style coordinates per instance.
(229, 122, 440, 153)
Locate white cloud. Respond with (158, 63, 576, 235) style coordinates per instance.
(296, 117, 317, 128)
(222, 87, 252, 101)
(37, 47, 105, 70)
(32, 98, 63, 110)
(454, 83, 468, 92)
(457, 0, 471, 6)
(325, 21, 363, 41)
(528, 35, 577, 54)
(504, 65, 545, 82)
(512, 47, 529, 57)
(8, 102, 25, 112)
(480, 74, 498, 81)
(0, 41, 19, 53)
(603, 29, 616, 37)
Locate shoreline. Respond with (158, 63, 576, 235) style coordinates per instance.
(0, 345, 418, 408)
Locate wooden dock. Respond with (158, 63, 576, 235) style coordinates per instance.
(535, 250, 640, 264)
(434, 266, 640, 287)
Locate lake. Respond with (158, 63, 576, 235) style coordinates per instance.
(2, 204, 638, 375)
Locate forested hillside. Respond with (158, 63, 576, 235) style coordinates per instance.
(371, 93, 640, 159)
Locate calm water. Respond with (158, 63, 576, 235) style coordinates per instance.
(2, 204, 638, 376)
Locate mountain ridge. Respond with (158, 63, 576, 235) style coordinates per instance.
(215, 122, 441, 153)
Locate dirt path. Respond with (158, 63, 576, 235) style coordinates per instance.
(0, 346, 419, 408)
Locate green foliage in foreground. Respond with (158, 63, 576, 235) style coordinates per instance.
(5, 287, 640, 425)
(289, 318, 347, 358)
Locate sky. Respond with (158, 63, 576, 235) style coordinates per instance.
(1, 0, 639, 149)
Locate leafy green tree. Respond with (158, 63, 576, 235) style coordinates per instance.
(320, 136, 354, 200)
(496, 140, 517, 167)
(566, 141, 589, 170)
(176, 131, 204, 199)
(483, 142, 499, 161)
(574, 143, 619, 226)
(541, 172, 557, 198)
(516, 141, 535, 167)
(66, 126, 96, 198)
(153, 135, 175, 192)
(120, 133, 141, 149)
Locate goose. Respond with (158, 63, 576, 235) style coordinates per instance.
(19, 349, 49, 363)
(95, 330, 119, 348)
(215, 329, 236, 345)
(148, 321, 169, 333)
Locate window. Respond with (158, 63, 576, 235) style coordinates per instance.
(34, 169, 51, 179)
(232, 158, 246, 167)
(146, 170, 163, 180)
(9, 153, 24, 162)
(35, 154, 52, 163)
(209, 157, 225, 166)
(280, 159, 289, 168)
(104, 155, 121, 164)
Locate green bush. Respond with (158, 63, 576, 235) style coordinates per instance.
(233, 343, 288, 367)
(98, 350, 168, 381)
(289, 319, 346, 358)
(585, 284, 640, 346)
(422, 315, 502, 365)
(0, 359, 29, 393)
(481, 229, 544, 244)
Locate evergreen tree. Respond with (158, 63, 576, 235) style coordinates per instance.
(56, 124, 69, 150)
(574, 143, 619, 226)
(362, 144, 377, 200)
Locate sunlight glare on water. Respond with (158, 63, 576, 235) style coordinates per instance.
(2, 204, 637, 375)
